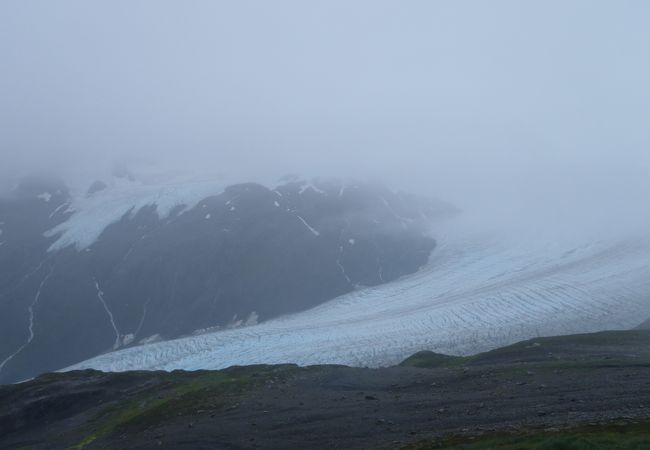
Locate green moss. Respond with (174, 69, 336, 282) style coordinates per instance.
(69, 365, 301, 449)
(69, 396, 168, 449)
(399, 351, 469, 368)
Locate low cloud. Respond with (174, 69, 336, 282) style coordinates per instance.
(1, 0, 649, 233)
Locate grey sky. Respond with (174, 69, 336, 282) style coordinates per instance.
(1, 1, 649, 224)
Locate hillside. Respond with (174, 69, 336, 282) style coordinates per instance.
(1, 330, 649, 449)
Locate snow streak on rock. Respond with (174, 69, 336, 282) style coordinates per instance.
(295, 215, 320, 236)
(299, 182, 326, 195)
(68, 224, 650, 374)
(134, 297, 152, 338)
(48, 202, 71, 220)
(0, 266, 54, 374)
(379, 195, 411, 224)
(336, 245, 352, 285)
(93, 279, 121, 350)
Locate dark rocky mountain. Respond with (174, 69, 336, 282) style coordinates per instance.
(0, 176, 453, 383)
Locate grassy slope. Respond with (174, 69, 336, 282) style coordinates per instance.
(63, 330, 650, 447)
(401, 330, 650, 449)
(3, 329, 650, 449)
(398, 351, 467, 368)
(59, 365, 303, 448)
(400, 330, 650, 368)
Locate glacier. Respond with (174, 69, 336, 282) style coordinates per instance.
(65, 219, 650, 373)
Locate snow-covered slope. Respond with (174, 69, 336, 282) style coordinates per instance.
(67, 220, 650, 373)
(44, 177, 229, 251)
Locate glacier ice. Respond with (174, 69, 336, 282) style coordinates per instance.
(66, 220, 650, 374)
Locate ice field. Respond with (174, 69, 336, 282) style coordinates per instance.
(66, 220, 650, 372)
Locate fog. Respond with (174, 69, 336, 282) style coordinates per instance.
(2, 1, 649, 231)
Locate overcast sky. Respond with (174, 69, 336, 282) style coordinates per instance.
(1, 1, 649, 225)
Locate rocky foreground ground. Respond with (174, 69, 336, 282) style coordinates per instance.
(2, 330, 650, 449)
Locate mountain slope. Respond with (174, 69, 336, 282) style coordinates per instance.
(0, 176, 448, 383)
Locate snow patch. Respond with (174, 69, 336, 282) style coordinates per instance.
(245, 311, 259, 326)
(44, 179, 226, 251)
(227, 314, 243, 328)
(299, 182, 326, 195)
(37, 192, 52, 202)
(122, 334, 135, 346)
(139, 334, 162, 345)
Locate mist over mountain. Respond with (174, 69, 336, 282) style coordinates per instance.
(2, 1, 650, 235)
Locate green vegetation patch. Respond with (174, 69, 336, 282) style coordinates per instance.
(469, 330, 650, 365)
(400, 330, 650, 369)
(69, 364, 301, 449)
(399, 351, 468, 368)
